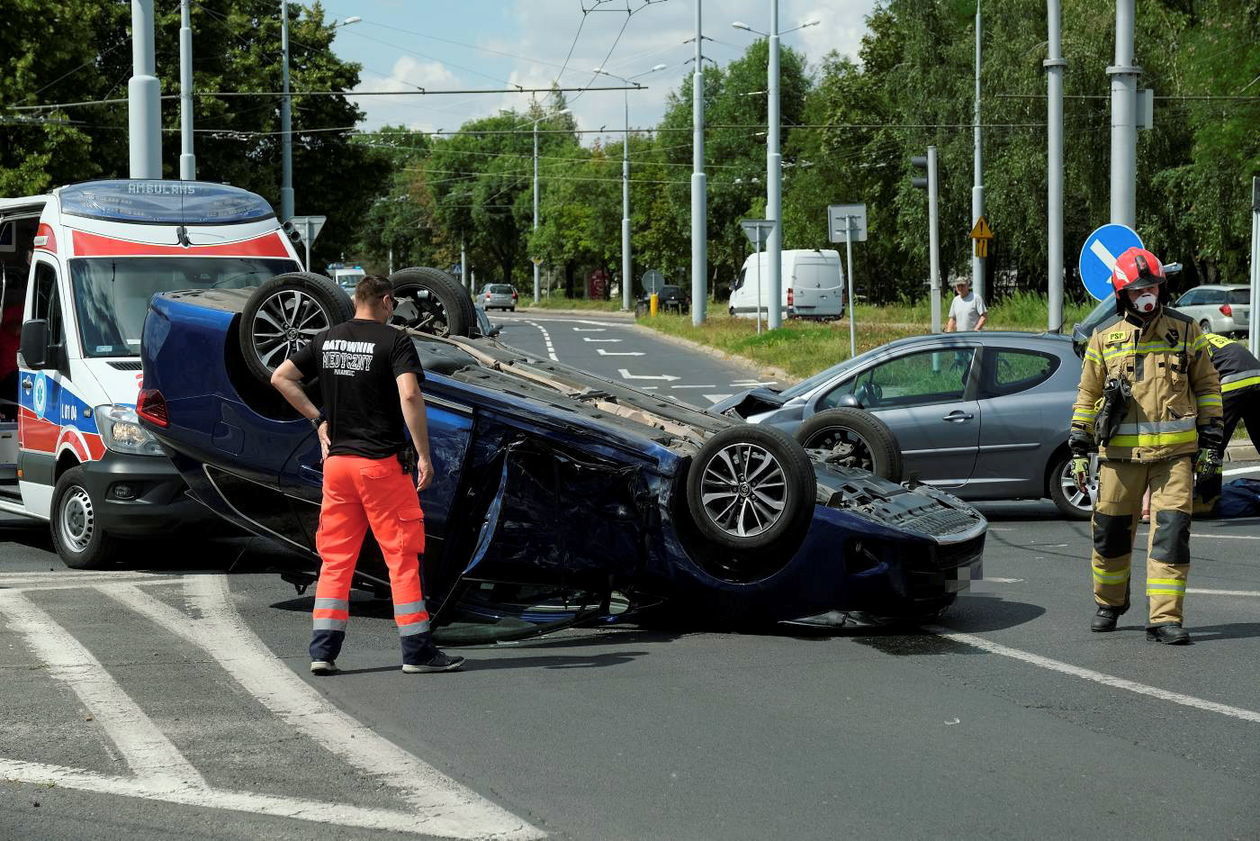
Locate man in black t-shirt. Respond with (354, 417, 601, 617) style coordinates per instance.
(271, 275, 463, 675)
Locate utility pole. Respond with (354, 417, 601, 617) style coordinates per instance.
(1046, 0, 1066, 331)
(128, 0, 161, 179)
(971, 0, 985, 301)
(461, 237, 468, 291)
(766, 0, 782, 329)
(1109, 0, 1139, 227)
(691, 0, 707, 325)
(178, 0, 195, 180)
(533, 118, 541, 303)
(279, 0, 294, 221)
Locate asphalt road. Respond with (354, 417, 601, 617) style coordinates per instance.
(3, 322, 1260, 841)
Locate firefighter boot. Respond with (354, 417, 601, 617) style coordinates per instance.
(1091, 604, 1126, 632)
(1146, 623, 1191, 645)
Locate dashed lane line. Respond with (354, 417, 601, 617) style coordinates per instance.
(1187, 588, 1260, 597)
(103, 576, 543, 840)
(927, 625, 1260, 725)
(521, 320, 558, 361)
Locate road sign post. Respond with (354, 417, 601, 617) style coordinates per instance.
(741, 219, 776, 335)
(1078, 223, 1143, 303)
(828, 203, 868, 358)
(1250, 176, 1260, 359)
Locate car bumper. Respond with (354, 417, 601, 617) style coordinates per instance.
(80, 452, 212, 536)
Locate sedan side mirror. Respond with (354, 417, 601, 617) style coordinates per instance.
(19, 319, 50, 369)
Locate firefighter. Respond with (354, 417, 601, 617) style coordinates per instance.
(1069, 247, 1224, 645)
(271, 275, 464, 675)
(1195, 333, 1260, 509)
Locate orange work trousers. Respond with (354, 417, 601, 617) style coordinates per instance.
(310, 454, 430, 663)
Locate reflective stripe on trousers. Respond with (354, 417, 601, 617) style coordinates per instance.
(310, 454, 429, 663)
(1090, 457, 1192, 625)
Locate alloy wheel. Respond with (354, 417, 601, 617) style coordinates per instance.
(698, 442, 789, 538)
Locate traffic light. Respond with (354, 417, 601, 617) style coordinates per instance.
(911, 155, 929, 190)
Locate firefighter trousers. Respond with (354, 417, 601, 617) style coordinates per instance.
(310, 454, 435, 665)
(1091, 456, 1192, 626)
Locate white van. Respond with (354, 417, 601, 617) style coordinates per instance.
(728, 248, 845, 321)
(0, 179, 303, 568)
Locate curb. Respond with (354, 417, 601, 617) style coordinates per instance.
(1227, 441, 1258, 462)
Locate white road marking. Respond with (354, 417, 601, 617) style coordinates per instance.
(670, 384, 717, 390)
(102, 577, 541, 840)
(703, 394, 733, 404)
(617, 369, 679, 382)
(928, 625, 1260, 725)
(729, 380, 778, 387)
(0, 759, 500, 836)
(0, 590, 207, 790)
(522, 320, 558, 362)
(1187, 588, 1260, 597)
(982, 577, 1025, 583)
(1224, 465, 1260, 476)
(1089, 239, 1118, 271)
(581, 337, 621, 343)
(573, 328, 606, 333)
(1190, 533, 1260, 540)
(595, 349, 644, 356)
(641, 386, 659, 390)
(0, 572, 184, 591)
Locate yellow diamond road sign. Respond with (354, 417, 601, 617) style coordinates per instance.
(970, 216, 993, 240)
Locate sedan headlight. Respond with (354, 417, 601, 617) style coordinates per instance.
(95, 405, 165, 457)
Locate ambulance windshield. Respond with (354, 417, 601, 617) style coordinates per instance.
(69, 257, 297, 357)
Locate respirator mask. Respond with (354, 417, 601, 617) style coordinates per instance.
(1132, 292, 1159, 314)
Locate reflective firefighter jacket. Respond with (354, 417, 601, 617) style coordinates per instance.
(1072, 308, 1222, 461)
(1203, 333, 1260, 396)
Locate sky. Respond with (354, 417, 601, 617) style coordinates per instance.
(316, 0, 879, 144)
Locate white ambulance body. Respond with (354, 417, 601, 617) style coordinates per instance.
(728, 248, 846, 321)
(0, 179, 302, 567)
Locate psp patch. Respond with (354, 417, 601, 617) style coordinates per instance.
(1106, 330, 1127, 343)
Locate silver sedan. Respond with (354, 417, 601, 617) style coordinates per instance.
(712, 332, 1090, 518)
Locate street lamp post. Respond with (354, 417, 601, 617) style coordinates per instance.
(280, 9, 359, 221)
(733, 12, 818, 329)
(532, 108, 571, 304)
(594, 64, 667, 311)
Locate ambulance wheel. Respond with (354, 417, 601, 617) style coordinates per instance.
(239, 272, 354, 383)
(387, 267, 476, 338)
(51, 467, 121, 570)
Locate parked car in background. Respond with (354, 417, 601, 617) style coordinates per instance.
(478, 283, 518, 311)
(138, 269, 987, 641)
(729, 249, 845, 322)
(712, 332, 1092, 518)
(1173, 284, 1251, 336)
(635, 284, 689, 316)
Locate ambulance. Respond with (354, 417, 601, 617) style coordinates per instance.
(0, 180, 303, 568)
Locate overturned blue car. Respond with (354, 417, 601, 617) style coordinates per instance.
(138, 269, 986, 643)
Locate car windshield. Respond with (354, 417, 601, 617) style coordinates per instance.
(1228, 288, 1250, 304)
(779, 351, 878, 399)
(70, 257, 298, 357)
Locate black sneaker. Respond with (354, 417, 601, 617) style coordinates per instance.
(402, 651, 465, 673)
(310, 660, 339, 676)
(1146, 623, 1191, 645)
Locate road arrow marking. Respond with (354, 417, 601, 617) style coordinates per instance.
(1090, 239, 1118, 271)
(618, 369, 679, 381)
(597, 349, 644, 356)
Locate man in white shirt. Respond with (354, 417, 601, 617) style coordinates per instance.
(945, 278, 988, 332)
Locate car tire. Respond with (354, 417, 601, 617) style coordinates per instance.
(509, 306, 515, 312)
(686, 424, 815, 553)
(239, 272, 354, 383)
(794, 408, 903, 482)
(1200, 319, 1211, 332)
(50, 466, 121, 570)
(1048, 450, 1093, 520)
(388, 267, 476, 338)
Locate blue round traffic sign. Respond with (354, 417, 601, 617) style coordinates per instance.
(1078, 224, 1143, 302)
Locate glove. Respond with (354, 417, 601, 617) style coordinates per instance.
(1068, 426, 1093, 458)
(1071, 456, 1091, 496)
(1195, 448, 1222, 483)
